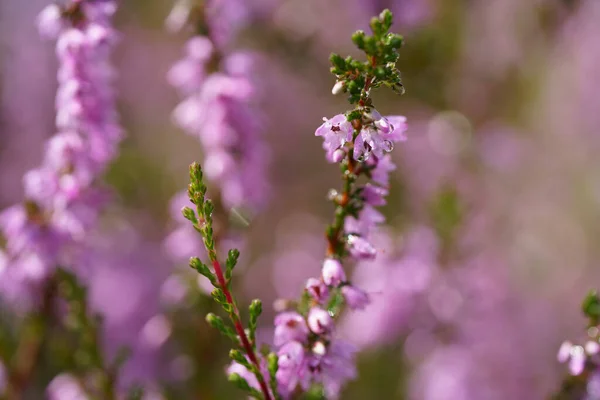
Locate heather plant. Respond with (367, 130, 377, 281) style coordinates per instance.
(182, 9, 407, 398)
(0, 1, 598, 399)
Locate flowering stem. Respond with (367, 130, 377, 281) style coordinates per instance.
(211, 259, 273, 400)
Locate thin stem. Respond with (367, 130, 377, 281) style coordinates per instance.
(211, 259, 273, 400)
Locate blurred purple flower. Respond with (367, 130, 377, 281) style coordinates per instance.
(0, 0, 121, 304)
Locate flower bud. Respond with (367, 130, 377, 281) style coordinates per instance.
(307, 307, 333, 335)
(322, 259, 346, 287)
(332, 81, 345, 95)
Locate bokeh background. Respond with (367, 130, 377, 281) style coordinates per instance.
(1, 0, 599, 398)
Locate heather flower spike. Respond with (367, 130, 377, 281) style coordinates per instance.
(185, 9, 407, 398)
(0, 1, 132, 397)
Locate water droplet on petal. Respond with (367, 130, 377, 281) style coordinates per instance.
(383, 140, 394, 152)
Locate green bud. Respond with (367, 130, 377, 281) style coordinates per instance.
(226, 248, 241, 281)
(248, 299, 262, 344)
(267, 352, 278, 376)
(386, 33, 404, 49)
(329, 53, 346, 70)
(189, 162, 203, 187)
(380, 9, 393, 31)
(211, 288, 227, 305)
(351, 30, 366, 49)
(189, 257, 218, 286)
(229, 349, 252, 368)
(375, 67, 386, 80)
(582, 290, 600, 323)
(249, 299, 263, 318)
(228, 373, 263, 398)
(181, 206, 197, 223)
(206, 313, 238, 341)
(370, 17, 383, 37)
(228, 372, 251, 391)
(364, 36, 378, 55)
(346, 80, 359, 94)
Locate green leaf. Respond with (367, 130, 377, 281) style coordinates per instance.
(267, 352, 278, 377)
(267, 352, 279, 398)
(351, 30, 366, 50)
(228, 373, 264, 399)
(229, 349, 252, 369)
(369, 17, 384, 38)
(386, 33, 404, 50)
(380, 9, 393, 32)
(248, 299, 262, 345)
(364, 36, 378, 55)
(211, 288, 228, 306)
(189, 257, 218, 287)
(582, 290, 600, 324)
(205, 313, 238, 341)
(329, 53, 346, 71)
(181, 206, 197, 224)
(226, 248, 241, 281)
(326, 290, 344, 317)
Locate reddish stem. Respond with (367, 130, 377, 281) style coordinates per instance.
(211, 259, 273, 400)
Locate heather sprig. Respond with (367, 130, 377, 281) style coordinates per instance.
(267, 10, 406, 398)
(184, 163, 273, 400)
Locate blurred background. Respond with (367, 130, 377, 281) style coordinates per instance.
(1, 0, 599, 398)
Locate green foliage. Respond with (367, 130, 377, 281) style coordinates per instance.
(189, 257, 218, 287)
(229, 373, 264, 399)
(248, 299, 262, 346)
(225, 248, 241, 282)
(329, 9, 404, 104)
(205, 313, 238, 342)
(582, 290, 600, 326)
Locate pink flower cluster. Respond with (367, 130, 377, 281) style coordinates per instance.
(0, 0, 120, 305)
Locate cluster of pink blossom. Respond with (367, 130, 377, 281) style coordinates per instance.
(0, 0, 120, 306)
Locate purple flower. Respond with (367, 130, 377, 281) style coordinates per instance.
(341, 285, 370, 310)
(305, 278, 329, 303)
(362, 183, 388, 206)
(345, 205, 385, 238)
(322, 258, 346, 287)
(312, 340, 358, 399)
(274, 312, 309, 346)
(276, 341, 310, 397)
(369, 154, 396, 186)
(346, 234, 376, 260)
(315, 114, 354, 163)
(353, 111, 407, 161)
(307, 307, 334, 335)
